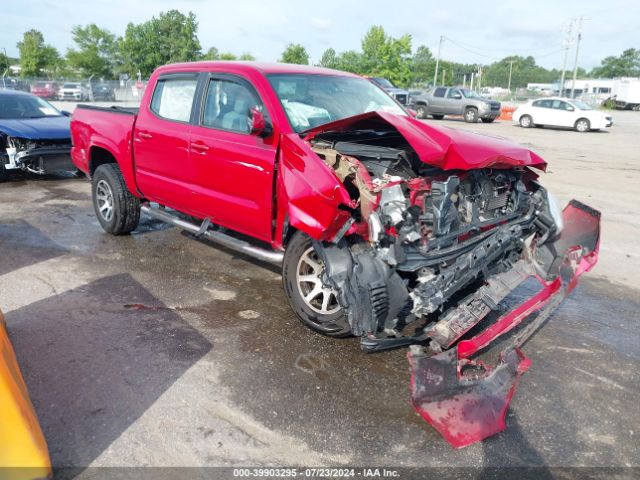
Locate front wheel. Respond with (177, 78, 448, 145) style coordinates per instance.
(575, 118, 591, 132)
(282, 232, 351, 337)
(92, 163, 140, 235)
(464, 108, 478, 123)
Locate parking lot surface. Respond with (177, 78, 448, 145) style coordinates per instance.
(1, 107, 639, 474)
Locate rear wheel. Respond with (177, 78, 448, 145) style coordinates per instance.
(575, 118, 591, 132)
(431, 114, 444, 120)
(415, 104, 428, 119)
(92, 163, 140, 235)
(0, 163, 7, 182)
(282, 232, 351, 337)
(519, 114, 533, 128)
(464, 107, 478, 123)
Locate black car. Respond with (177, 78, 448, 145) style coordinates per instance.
(91, 83, 116, 101)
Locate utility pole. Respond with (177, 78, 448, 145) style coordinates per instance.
(559, 20, 574, 97)
(570, 16, 587, 99)
(507, 60, 516, 94)
(441, 68, 445, 86)
(433, 35, 444, 86)
(463, 74, 467, 88)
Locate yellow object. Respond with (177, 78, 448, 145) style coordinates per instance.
(0, 310, 52, 480)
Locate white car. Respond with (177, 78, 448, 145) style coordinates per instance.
(57, 82, 90, 101)
(513, 97, 613, 132)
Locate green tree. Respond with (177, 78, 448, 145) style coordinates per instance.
(239, 52, 256, 61)
(66, 24, 118, 78)
(360, 26, 412, 86)
(410, 45, 434, 85)
(218, 52, 237, 60)
(201, 47, 219, 60)
(279, 43, 309, 65)
(0, 51, 11, 73)
(591, 48, 640, 77)
(17, 29, 62, 77)
(318, 48, 339, 69)
(335, 50, 364, 73)
(119, 10, 202, 77)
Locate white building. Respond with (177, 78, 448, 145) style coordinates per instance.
(556, 78, 614, 98)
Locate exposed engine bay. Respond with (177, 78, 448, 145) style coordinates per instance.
(1, 135, 73, 175)
(308, 129, 562, 348)
(301, 126, 600, 447)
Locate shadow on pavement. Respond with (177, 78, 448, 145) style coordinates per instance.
(5, 273, 212, 475)
(0, 219, 69, 275)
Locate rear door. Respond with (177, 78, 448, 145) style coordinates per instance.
(133, 73, 199, 211)
(188, 74, 278, 242)
(530, 99, 552, 125)
(429, 87, 448, 113)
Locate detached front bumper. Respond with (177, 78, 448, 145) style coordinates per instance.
(408, 200, 600, 448)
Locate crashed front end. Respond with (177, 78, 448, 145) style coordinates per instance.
(1, 135, 73, 175)
(289, 112, 600, 447)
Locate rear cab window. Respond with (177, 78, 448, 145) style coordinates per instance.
(433, 87, 447, 98)
(150, 75, 199, 122)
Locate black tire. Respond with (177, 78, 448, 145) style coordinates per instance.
(415, 104, 428, 119)
(282, 232, 351, 337)
(481, 118, 495, 123)
(0, 162, 7, 182)
(575, 118, 591, 132)
(92, 163, 140, 235)
(464, 107, 478, 123)
(519, 114, 533, 128)
(431, 114, 445, 120)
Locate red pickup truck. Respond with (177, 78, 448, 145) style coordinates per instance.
(71, 61, 600, 447)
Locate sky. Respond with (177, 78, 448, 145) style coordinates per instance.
(1, 0, 638, 71)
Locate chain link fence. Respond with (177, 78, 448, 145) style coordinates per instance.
(0, 77, 147, 105)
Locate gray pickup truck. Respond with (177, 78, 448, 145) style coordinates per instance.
(411, 86, 501, 123)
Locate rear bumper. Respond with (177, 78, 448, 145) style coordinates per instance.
(408, 200, 600, 448)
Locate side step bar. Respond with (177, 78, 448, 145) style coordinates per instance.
(140, 205, 284, 265)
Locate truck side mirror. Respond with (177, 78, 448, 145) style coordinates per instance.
(249, 106, 272, 137)
(453, 93, 462, 99)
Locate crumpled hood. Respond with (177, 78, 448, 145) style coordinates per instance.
(0, 116, 71, 140)
(304, 111, 546, 171)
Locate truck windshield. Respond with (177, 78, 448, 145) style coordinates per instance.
(0, 95, 62, 119)
(461, 89, 482, 99)
(267, 74, 406, 133)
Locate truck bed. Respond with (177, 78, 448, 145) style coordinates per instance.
(70, 104, 139, 192)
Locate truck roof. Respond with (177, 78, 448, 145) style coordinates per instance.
(154, 61, 359, 78)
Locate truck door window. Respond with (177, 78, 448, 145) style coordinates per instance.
(150, 76, 198, 122)
(433, 87, 447, 98)
(202, 78, 260, 134)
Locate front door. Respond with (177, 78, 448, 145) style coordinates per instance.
(188, 75, 278, 242)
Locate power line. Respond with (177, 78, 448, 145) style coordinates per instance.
(442, 36, 562, 54)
